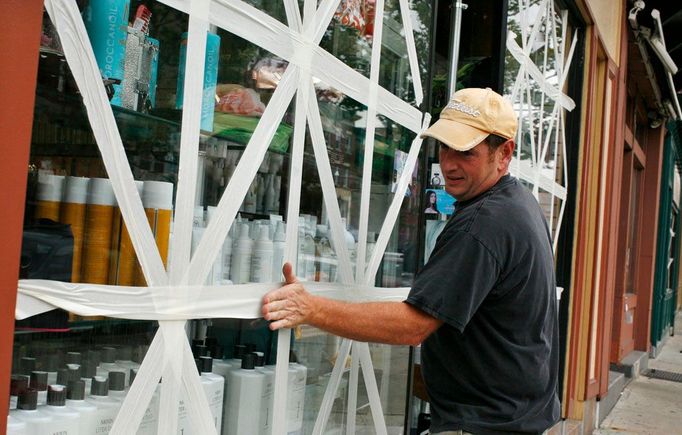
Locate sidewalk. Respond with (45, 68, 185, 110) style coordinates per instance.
(595, 313, 682, 435)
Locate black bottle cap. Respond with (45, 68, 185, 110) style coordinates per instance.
(245, 343, 257, 353)
(65, 352, 82, 365)
(90, 376, 109, 396)
(17, 388, 38, 410)
(233, 344, 246, 359)
(87, 350, 101, 366)
(47, 384, 67, 406)
(253, 352, 265, 367)
(108, 371, 126, 392)
(66, 363, 81, 380)
(45, 354, 60, 372)
(10, 375, 29, 396)
(117, 346, 132, 362)
(101, 347, 116, 363)
(67, 380, 86, 400)
(205, 337, 218, 348)
(19, 357, 36, 376)
(57, 368, 70, 386)
(193, 345, 209, 358)
(191, 339, 204, 349)
(241, 353, 256, 370)
(209, 344, 224, 360)
(30, 371, 48, 391)
(130, 368, 138, 386)
(199, 356, 213, 373)
(289, 350, 298, 363)
(81, 360, 96, 378)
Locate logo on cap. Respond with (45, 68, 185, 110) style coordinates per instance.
(445, 99, 481, 117)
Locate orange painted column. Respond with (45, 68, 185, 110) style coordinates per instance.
(0, 0, 44, 431)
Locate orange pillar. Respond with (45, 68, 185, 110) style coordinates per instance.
(0, 0, 44, 430)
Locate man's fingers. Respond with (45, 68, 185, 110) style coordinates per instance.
(282, 262, 298, 284)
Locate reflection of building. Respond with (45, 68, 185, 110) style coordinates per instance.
(1, 1, 681, 434)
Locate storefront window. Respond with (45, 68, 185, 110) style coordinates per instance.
(11, 0, 433, 433)
(504, 0, 576, 249)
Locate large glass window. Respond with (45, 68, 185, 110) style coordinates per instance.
(11, 0, 434, 434)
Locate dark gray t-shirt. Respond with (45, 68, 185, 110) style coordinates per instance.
(406, 175, 560, 435)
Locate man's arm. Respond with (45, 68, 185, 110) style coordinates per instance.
(262, 263, 443, 346)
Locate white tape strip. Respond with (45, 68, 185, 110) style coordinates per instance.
(157, 320, 185, 435)
(110, 330, 164, 434)
(185, 66, 299, 285)
(356, 0, 385, 284)
(509, 0, 548, 105)
(346, 342, 360, 435)
(365, 114, 431, 285)
(43, 0, 167, 287)
(168, 0, 210, 283)
(283, 0, 302, 32)
(398, 0, 424, 106)
(357, 342, 388, 435)
(313, 338, 352, 434)
(306, 82, 355, 285)
(507, 32, 575, 111)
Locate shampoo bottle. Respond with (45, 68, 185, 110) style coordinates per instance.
(251, 225, 273, 282)
(271, 221, 286, 281)
(42, 384, 80, 434)
(286, 360, 307, 435)
(6, 415, 27, 435)
(225, 353, 264, 435)
(65, 380, 98, 435)
(9, 389, 53, 432)
(254, 353, 275, 435)
(87, 376, 122, 434)
(230, 223, 253, 284)
(199, 356, 225, 431)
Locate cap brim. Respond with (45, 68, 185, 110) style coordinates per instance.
(420, 118, 489, 151)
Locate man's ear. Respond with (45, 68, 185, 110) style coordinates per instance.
(498, 140, 515, 167)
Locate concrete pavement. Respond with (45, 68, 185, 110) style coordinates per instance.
(595, 313, 682, 435)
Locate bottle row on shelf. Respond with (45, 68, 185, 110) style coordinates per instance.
(9, 340, 306, 435)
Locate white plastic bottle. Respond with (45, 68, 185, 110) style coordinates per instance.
(9, 375, 29, 410)
(65, 380, 98, 435)
(256, 173, 266, 214)
(305, 216, 317, 280)
(65, 351, 82, 366)
(271, 221, 286, 281)
(107, 371, 127, 400)
(6, 414, 27, 435)
(244, 183, 257, 213)
(222, 225, 233, 282)
(225, 353, 265, 435)
(97, 347, 126, 381)
(129, 369, 159, 435)
(29, 371, 48, 405)
(87, 376, 122, 434)
(264, 174, 277, 214)
(9, 389, 53, 432)
(114, 346, 140, 384)
(230, 223, 253, 284)
(286, 361, 307, 435)
(199, 356, 225, 431)
(42, 384, 80, 434)
(296, 217, 308, 280)
(253, 353, 275, 435)
(80, 359, 98, 395)
(251, 225, 274, 282)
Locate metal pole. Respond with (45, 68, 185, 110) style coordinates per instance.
(447, 0, 468, 96)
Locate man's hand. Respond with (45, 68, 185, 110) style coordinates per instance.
(262, 262, 317, 331)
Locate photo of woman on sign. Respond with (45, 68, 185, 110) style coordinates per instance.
(424, 190, 439, 214)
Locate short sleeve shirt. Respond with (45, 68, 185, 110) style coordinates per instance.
(406, 175, 560, 435)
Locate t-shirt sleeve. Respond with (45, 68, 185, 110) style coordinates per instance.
(406, 228, 500, 332)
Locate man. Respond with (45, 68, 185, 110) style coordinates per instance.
(262, 88, 560, 434)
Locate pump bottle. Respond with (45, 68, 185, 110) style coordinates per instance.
(42, 384, 80, 434)
(9, 389, 53, 432)
(87, 376, 122, 434)
(225, 353, 265, 435)
(251, 225, 273, 282)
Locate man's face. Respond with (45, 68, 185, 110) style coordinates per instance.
(438, 140, 509, 202)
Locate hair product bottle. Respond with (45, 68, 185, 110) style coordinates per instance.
(6, 415, 27, 435)
(60, 176, 89, 282)
(206, 206, 224, 285)
(230, 223, 253, 284)
(34, 173, 65, 222)
(253, 352, 274, 435)
(225, 353, 264, 435)
(199, 356, 225, 432)
(82, 177, 117, 285)
(286, 359, 307, 435)
(251, 225, 274, 282)
(271, 221, 286, 281)
(109, 180, 143, 285)
(65, 380, 98, 434)
(142, 180, 174, 267)
(96, 347, 126, 383)
(9, 389, 53, 432)
(29, 371, 48, 406)
(222, 225, 233, 283)
(42, 384, 80, 434)
(87, 376, 121, 434)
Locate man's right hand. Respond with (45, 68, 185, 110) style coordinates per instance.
(261, 262, 318, 331)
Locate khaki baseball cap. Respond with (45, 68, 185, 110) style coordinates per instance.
(421, 88, 518, 151)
